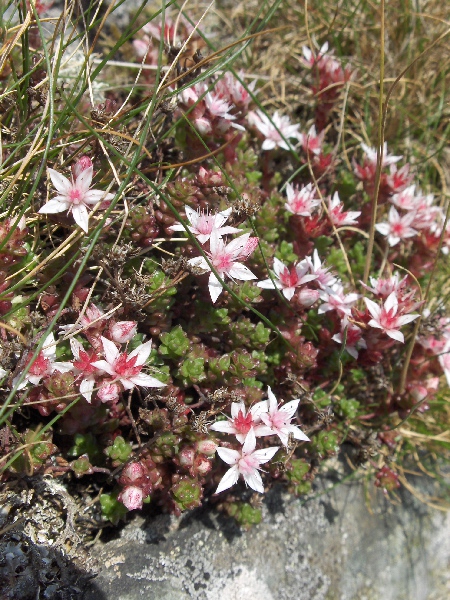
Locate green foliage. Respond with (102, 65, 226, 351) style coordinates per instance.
(100, 491, 128, 524)
(275, 240, 299, 264)
(313, 431, 339, 458)
(337, 398, 360, 420)
(68, 433, 101, 462)
(70, 454, 94, 478)
(228, 318, 271, 350)
(154, 432, 180, 457)
(104, 436, 133, 467)
(227, 502, 262, 528)
(171, 477, 202, 511)
(159, 325, 190, 359)
(313, 389, 332, 408)
(179, 356, 207, 385)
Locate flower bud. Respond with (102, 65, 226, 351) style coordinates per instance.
(178, 446, 195, 467)
(193, 117, 212, 135)
(298, 287, 320, 307)
(98, 381, 120, 403)
(109, 321, 137, 344)
(121, 461, 145, 484)
(72, 156, 93, 179)
(118, 486, 144, 510)
(193, 455, 212, 476)
(195, 439, 217, 457)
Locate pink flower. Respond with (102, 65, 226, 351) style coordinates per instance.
(361, 273, 408, 298)
(59, 303, 106, 338)
(118, 486, 144, 511)
(327, 192, 360, 227)
(257, 257, 316, 301)
(364, 292, 419, 343)
(253, 110, 301, 151)
(390, 185, 419, 211)
(257, 387, 310, 447)
(319, 283, 359, 317)
(375, 206, 417, 246)
(188, 231, 258, 303)
(284, 183, 320, 217)
(298, 287, 320, 307)
(215, 429, 279, 494)
(298, 125, 325, 155)
(13, 333, 73, 390)
(214, 71, 255, 109)
(70, 338, 99, 403)
(305, 249, 337, 289)
(332, 318, 367, 359)
(39, 165, 115, 233)
(71, 156, 93, 179)
(361, 142, 402, 167)
(301, 42, 330, 68)
(92, 337, 165, 391)
(97, 381, 121, 403)
(109, 321, 138, 344)
(210, 401, 269, 443)
(169, 206, 240, 244)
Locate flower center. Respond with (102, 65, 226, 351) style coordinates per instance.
(233, 410, 254, 435)
(279, 267, 298, 289)
(196, 213, 214, 235)
(113, 353, 141, 378)
(238, 454, 259, 474)
(69, 188, 83, 205)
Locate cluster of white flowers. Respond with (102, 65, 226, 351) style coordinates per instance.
(169, 204, 258, 303)
(210, 387, 310, 494)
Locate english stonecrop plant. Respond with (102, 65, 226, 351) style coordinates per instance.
(0, 0, 449, 527)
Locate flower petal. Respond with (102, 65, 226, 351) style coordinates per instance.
(243, 469, 264, 493)
(80, 377, 95, 403)
(38, 199, 69, 214)
(100, 336, 120, 365)
(128, 340, 152, 366)
(231, 402, 246, 418)
(208, 272, 224, 303)
(266, 386, 278, 412)
(279, 398, 300, 419)
(72, 204, 90, 233)
(129, 373, 165, 388)
(48, 168, 72, 194)
(242, 429, 257, 454)
(228, 263, 257, 281)
(386, 329, 404, 343)
(217, 447, 240, 465)
(75, 166, 94, 193)
(288, 424, 310, 442)
(215, 465, 240, 494)
(252, 446, 280, 463)
(91, 359, 116, 376)
(209, 421, 237, 434)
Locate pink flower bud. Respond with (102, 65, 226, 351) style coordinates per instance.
(119, 486, 144, 510)
(81, 303, 105, 329)
(178, 446, 195, 467)
(98, 381, 120, 403)
(132, 38, 152, 58)
(298, 287, 320, 307)
(193, 455, 212, 476)
(72, 156, 93, 179)
(193, 117, 212, 135)
(121, 461, 145, 483)
(109, 321, 137, 344)
(195, 439, 217, 457)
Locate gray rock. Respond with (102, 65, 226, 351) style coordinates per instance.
(83, 472, 450, 600)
